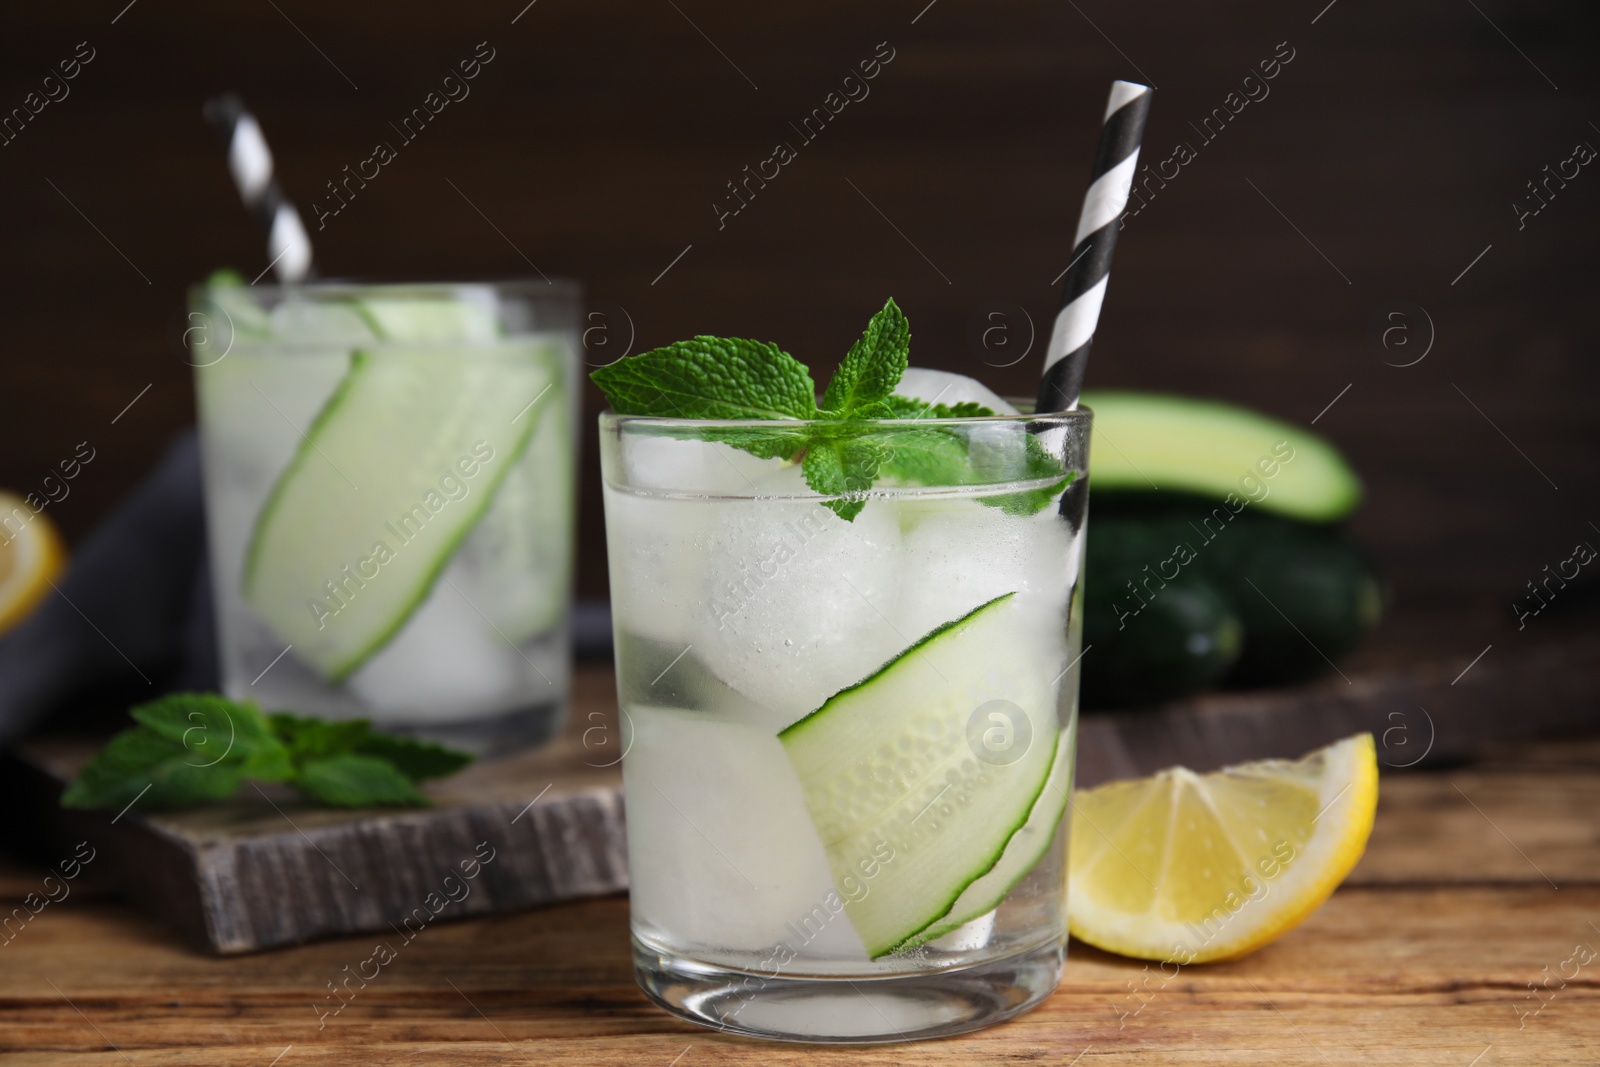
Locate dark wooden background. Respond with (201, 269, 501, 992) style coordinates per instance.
(2, 0, 1596, 648)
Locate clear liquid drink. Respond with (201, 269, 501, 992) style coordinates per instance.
(601, 409, 1091, 1042)
(189, 279, 579, 753)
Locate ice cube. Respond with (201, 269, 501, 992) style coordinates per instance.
(449, 399, 572, 643)
(602, 488, 713, 647)
(895, 367, 1019, 415)
(344, 575, 532, 720)
(692, 478, 907, 730)
(619, 432, 784, 494)
(625, 706, 868, 959)
(267, 297, 378, 343)
(929, 911, 996, 951)
(355, 286, 501, 341)
(893, 501, 1025, 637)
(892, 501, 1076, 652)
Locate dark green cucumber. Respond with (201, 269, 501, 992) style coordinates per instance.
(1210, 534, 1383, 686)
(1082, 545, 1243, 708)
(1083, 505, 1381, 703)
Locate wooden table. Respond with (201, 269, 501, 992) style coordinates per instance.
(5, 730, 1598, 1065)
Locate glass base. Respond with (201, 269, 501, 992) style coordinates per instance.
(380, 700, 565, 758)
(632, 936, 1064, 1043)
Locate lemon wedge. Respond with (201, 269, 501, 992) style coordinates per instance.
(0, 491, 67, 637)
(1068, 732, 1377, 963)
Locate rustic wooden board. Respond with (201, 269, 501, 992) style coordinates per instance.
(4, 626, 1597, 956)
(1, 670, 629, 955)
(2, 737, 1597, 1064)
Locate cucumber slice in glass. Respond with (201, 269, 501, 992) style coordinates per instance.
(242, 341, 557, 680)
(908, 728, 1072, 947)
(198, 270, 274, 341)
(352, 290, 500, 341)
(443, 346, 572, 643)
(267, 298, 378, 343)
(778, 592, 1061, 959)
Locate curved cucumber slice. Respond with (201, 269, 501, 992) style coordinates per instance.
(446, 347, 573, 642)
(910, 728, 1073, 947)
(199, 272, 273, 340)
(243, 343, 556, 680)
(778, 592, 1060, 959)
(1083, 390, 1362, 522)
(352, 291, 499, 341)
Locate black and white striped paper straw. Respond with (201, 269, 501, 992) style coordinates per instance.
(1035, 80, 1151, 413)
(203, 94, 315, 283)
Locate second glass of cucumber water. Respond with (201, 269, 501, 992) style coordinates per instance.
(602, 406, 1091, 1042)
(189, 278, 579, 754)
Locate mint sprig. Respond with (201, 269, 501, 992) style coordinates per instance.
(591, 336, 818, 420)
(590, 298, 1071, 520)
(821, 299, 909, 418)
(61, 694, 472, 812)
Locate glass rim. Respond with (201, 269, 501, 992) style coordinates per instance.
(600, 405, 1092, 432)
(187, 276, 581, 303)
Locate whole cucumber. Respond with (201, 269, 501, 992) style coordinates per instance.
(1084, 501, 1382, 700)
(1211, 536, 1383, 686)
(1082, 549, 1244, 708)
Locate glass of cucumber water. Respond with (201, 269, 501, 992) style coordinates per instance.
(598, 347, 1091, 1041)
(188, 275, 579, 754)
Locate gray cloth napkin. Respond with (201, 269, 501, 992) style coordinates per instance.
(0, 433, 216, 744)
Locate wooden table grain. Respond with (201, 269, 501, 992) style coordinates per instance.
(4, 734, 1598, 1064)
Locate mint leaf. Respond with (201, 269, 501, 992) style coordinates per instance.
(133, 693, 291, 781)
(802, 442, 849, 515)
(269, 712, 371, 764)
(866, 422, 1072, 517)
(981, 447, 1074, 516)
(61, 694, 473, 813)
(880, 395, 996, 419)
(293, 755, 429, 807)
(802, 439, 883, 521)
(61, 727, 249, 810)
(874, 426, 973, 487)
(271, 711, 472, 781)
(821, 298, 909, 417)
(697, 426, 810, 462)
(592, 336, 818, 420)
(586, 299, 1068, 523)
(354, 733, 473, 781)
(62, 693, 295, 811)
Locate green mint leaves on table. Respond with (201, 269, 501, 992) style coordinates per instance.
(60, 693, 472, 812)
(590, 298, 1071, 520)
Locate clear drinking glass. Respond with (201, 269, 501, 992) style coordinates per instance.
(600, 407, 1092, 1042)
(188, 279, 579, 754)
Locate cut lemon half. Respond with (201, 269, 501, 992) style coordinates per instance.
(0, 491, 67, 636)
(1069, 732, 1377, 963)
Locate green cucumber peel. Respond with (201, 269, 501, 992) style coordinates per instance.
(241, 344, 558, 682)
(898, 730, 1073, 950)
(589, 299, 1071, 520)
(779, 592, 1016, 740)
(777, 592, 1064, 958)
